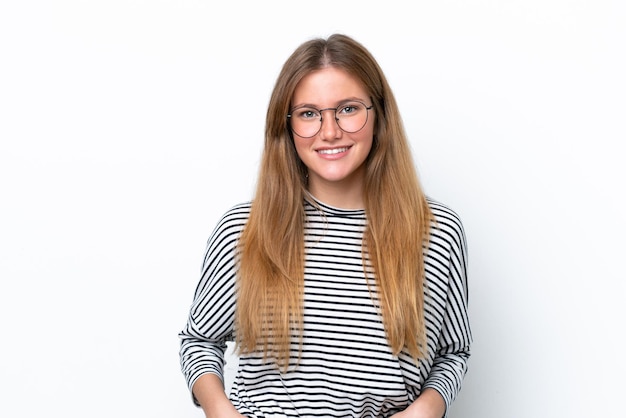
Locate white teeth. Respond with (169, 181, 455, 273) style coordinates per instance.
(318, 147, 349, 155)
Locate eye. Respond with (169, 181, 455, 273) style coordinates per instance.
(295, 107, 320, 120)
(338, 102, 362, 116)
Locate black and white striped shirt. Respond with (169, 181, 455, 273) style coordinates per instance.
(179, 197, 472, 417)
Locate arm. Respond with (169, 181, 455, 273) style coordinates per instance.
(393, 203, 472, 418)
(422, 208, 472, 416)
(178, 205, 250, 414)
(192, 374, 244, 418)
(391, 388, 446, 418)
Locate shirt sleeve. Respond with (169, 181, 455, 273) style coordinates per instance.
(178, 205, 248, 405)
(422, 206, 472, 415)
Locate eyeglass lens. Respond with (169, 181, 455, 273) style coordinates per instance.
(288, 101, 371, 138)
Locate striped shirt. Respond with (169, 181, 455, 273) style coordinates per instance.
(179, 197, 472, 417)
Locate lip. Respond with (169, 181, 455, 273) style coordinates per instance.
(315, 145, 352, 160)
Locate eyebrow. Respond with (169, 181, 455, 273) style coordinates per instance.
(290, 97, 369, 110)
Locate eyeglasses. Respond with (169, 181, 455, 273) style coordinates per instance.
(287, 100, 373, 138)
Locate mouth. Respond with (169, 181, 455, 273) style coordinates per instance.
(316, 146, 351, 155)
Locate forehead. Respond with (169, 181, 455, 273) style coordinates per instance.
(292, 67, 368, 106)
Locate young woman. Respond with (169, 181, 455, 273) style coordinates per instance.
(179, 34, 472, 418)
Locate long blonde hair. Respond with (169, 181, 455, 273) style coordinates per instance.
(235, 34, 432, 369)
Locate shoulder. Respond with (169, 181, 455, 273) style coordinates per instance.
(217, 201, 252, 224)
(207, 201, 252, 242)
(425, 196, 467, 248)
(426, 196, 463, 227)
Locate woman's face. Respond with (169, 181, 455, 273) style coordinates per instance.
(290, 67, 375, 204)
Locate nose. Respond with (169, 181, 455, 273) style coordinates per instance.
(319, 109, 342, 141)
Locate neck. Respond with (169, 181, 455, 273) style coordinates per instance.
(307, 177, 365, 210)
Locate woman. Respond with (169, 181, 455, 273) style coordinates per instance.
(179, 33, 472, 418)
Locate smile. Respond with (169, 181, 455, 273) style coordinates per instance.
(317, 147, 350, 155)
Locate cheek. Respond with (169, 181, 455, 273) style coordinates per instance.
(357, 128, 375, 151)
(360, 116, 376, 141)
(293, 139, 309, 161)
(363, 139, 374, 159)
(359, 132, 375, 162)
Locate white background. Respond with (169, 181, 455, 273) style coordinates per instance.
(1, 1, 624, 417)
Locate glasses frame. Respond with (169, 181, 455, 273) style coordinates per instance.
(287, 100, 374, 139)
